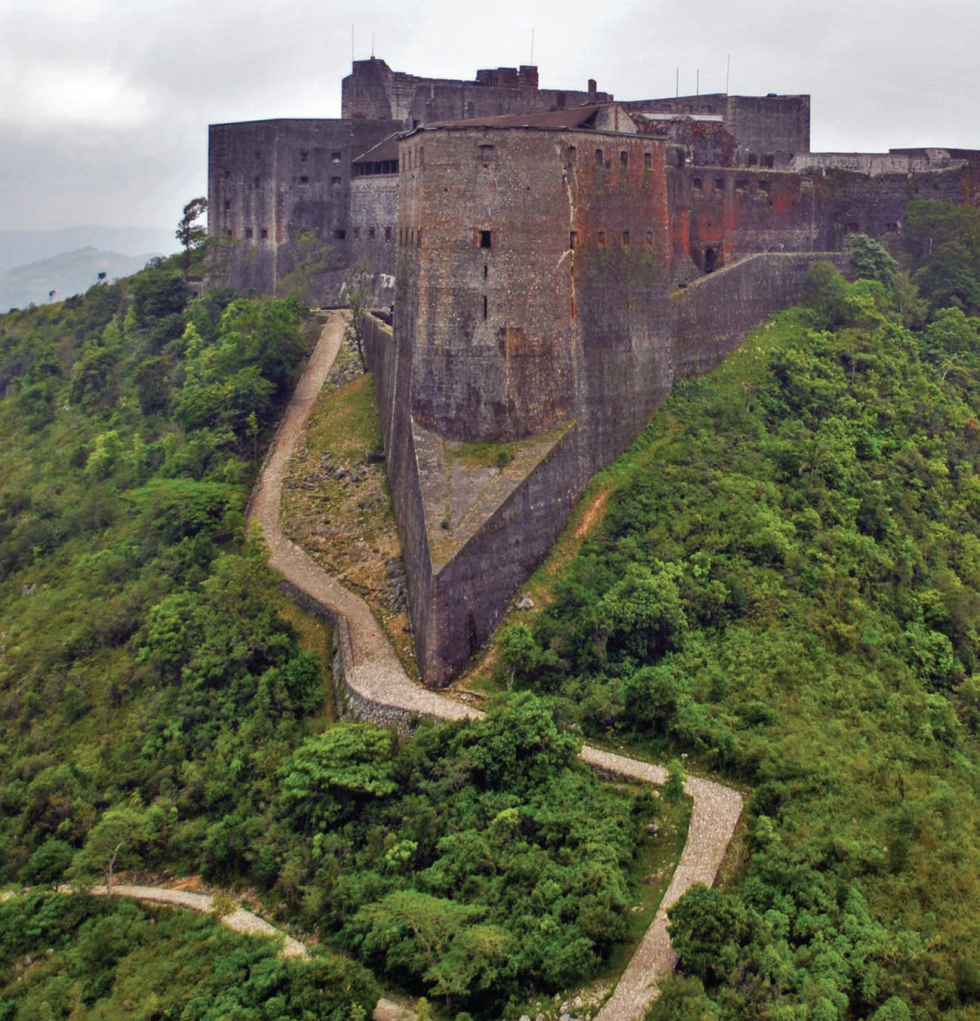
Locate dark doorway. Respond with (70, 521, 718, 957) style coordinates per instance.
(705, 247, 717, 273)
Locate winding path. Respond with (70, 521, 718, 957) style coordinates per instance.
(248, 312, 744, 1020)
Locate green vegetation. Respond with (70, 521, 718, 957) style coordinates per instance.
(0, 893, 379, 1020)
(0, 259, 665, 1016)
(496, 227, 980, 1018)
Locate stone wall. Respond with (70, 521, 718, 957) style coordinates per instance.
(342, 57, 611, 128)
(350, 174, 398, 304)
(395, 127, 675, 450)
(207, 118, 393, 300)
(368, 124, 856, 685)
(671, 251, 850, 379)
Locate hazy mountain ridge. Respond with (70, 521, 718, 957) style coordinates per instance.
(0, 246, 161, 310)
(0, 226, 175, 273)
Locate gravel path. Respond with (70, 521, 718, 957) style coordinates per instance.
(248, 312, 744, 1020)
(81, 883, 308, 958)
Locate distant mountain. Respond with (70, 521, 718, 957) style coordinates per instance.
(0, 247, 160, 310)
(0, 226, 174, 274)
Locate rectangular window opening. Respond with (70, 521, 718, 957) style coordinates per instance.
(223, 199, 231, 210)
(597, 230, 606, 245)
(331, 151, 342, 162)
(299, 176, 310, 184)
(479, 229, 492, 249)
(620, 150, 628, 167)
(331, 176, 341, 187)
(261, 228, 269, 239)
(300, 151, 309, 162)
(595, 148, 603, 166)
(644, 152, 652, 169)
(245, 228, 253, 239)
(645, 229, 654, 245)
(569, 230, 578, 248)
(333, 229, 346, 240)
(369, 227, 376, 240)
(483, 295, 488, 319)
(479, 144, 495, 162)
(715, 178, 724, 190)
(692, 177, 703, 192)
(759, 180, 771, 193)
(622, 230, 630, 246)
(384, 226, 392, 241)
(568, 145, 577, 163)
(353, 227, 361, 239)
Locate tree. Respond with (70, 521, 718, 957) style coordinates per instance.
(668, 884, 755, 984)
(342, 262, 372, 370)
(499, 623, 538, 689)
(70, 806, 148, 891)
(276, 230, 337, 305)
(176, 196, 208, 280)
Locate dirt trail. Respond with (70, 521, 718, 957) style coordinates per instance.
(248, 312, 744, 1020)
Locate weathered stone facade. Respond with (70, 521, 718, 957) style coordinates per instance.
(211, 58, 980, 685)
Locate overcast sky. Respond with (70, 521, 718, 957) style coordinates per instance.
(2, 0, 978, 235)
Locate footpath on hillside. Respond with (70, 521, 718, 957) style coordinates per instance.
(246, 311, 744, 1021)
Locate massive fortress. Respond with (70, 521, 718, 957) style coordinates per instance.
(210, 59, 980, 685)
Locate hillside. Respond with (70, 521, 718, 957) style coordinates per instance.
(3, 201, 980, 1018)
(0, 246, 160, 310)
(490, 214, 980, 1018)
(0, 262, 671, 1019)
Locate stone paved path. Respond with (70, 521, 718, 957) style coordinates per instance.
(81, 883, 309, 958)
(248, 312, 744, 1021)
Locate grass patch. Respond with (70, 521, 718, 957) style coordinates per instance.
(280, 361, 417, 678)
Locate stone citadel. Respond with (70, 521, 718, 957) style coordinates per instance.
(210, 59, 980, 685)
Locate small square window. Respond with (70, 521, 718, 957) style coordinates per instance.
(300, 151, 309, 162)
(644, 152, 652, 169)
(299, 176, 309, 184)
(369, 227, 376, 240)
(620, 151, 628, 167)
(479, 230, 492, 249)
(597, 230, 606, 245)
(384, 226, 392, 241)
(261, 228, 268, 239)
(479, 144, 494, 162)
(334, 229, 346, 240)
(245, 228, 253, 239)
(715, 178, 724, 190)
(595, 148, 603, 166)
(331, 151, 342, 162)
(331, 176, 341, 187)
(224, 199, 231, 210)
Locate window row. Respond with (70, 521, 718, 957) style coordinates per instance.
(566, 146, 654, 171)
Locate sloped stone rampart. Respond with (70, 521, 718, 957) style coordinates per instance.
(250, 312, 744, 1019)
